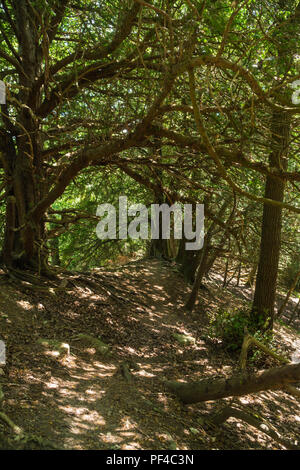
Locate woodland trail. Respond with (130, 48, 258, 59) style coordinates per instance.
(0, 260, 299, 450)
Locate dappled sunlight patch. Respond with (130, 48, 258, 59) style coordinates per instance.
(16, 300, 33, 310)
(119, 415, 139, 432)
(60, 405, 106, 427)
(121, 442, 142, 450)
(100, 431, 122, 445)
(85, 388, 98, 397)
(45, 381, 59, 390)
(93, 362, 116, 372)
(59, 387, 80, 398)
(136, 368, 156, 378)
(273, 323, 300, 359)
(124, 346, 138, 356)
(1, 260, 299, 450)
(81, 347, 97, 356)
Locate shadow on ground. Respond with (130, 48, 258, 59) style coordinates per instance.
(0, 259, 299, 449)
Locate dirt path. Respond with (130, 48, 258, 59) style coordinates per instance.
(0, 260, 299, 449)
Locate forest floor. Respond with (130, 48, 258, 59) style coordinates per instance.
(0, 259, 299, 450)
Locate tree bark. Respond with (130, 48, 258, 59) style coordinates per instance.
(245, 263, 257, 288)
(276, 270, 300, 319)
(0, 1, 145, 275)
(252, 110, 291, 330)
(251, 2, 299, 329)
(164, 363, 300, 404)
(176, 236, 202, 284)
(49, 237, 61, 267)
(0, 1, 49, 273)
(185, 234, 210, 310)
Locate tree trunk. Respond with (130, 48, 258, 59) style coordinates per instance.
(148, 237, 170, 260)
(0, 1, 49, 274)
(185, 234, 210, 311)
(222, 258, 229, 287)
(164, 362, 300, 404)
(185, 198, 231, 311)
(1, 119, 48, 272)
(252, 110, 291, 330)
(176, 237, 201, 284)
(251, 2, 299, 329)
(245, 263, 257, 288)
(176, 197, 211, 285)
(49, 237, 61, 267)
(276, 270, 300, 319)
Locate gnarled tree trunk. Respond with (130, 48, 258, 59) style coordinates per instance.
(0, 1, 49, 274)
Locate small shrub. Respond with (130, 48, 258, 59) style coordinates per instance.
(248, 329, 275, 366)
(209, 307, 272, 353)
(209, 308, 249, 351)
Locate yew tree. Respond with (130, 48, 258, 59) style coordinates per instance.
(0, 0, 157, 274)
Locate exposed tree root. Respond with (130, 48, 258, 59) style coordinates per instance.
(208, 405, 299, 450)
(0, 411, 23, 436)
(7, 268, 71, 295)
(0, 390, 58, 449)
(119, 360, 139, 383)
(73, 272, 149, 308)
(285, 384, 300, 399)
(119, 361, 134, 383)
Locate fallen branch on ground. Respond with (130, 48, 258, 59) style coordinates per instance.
(163, 363, 300, 404)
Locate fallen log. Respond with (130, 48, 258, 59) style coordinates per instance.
(164, 363, 300, 404)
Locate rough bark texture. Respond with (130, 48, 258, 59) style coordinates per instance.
(252, 3, 299, 329)
(164, 363, 300, 404)
(185, 235, 210, 310)
(0, 1, 142, 273)
(252, 110, 291, 329)
(176, 237, 202, 284)
(1, 1, 48, 271)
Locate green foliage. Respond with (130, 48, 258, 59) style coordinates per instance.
(210, 308, 249, 351)
(48, 166, 150, 270)
(249, 330, 275, 366)
(209, 307, 272, 353)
